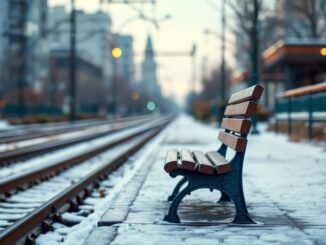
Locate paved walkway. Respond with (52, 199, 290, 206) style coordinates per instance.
(86, 115, 326, 245)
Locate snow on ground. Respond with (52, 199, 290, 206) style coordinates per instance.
(0, 120, 11, 130)
(26, 114, 326, 245)
(92, 114, 325, 245)
(35, 124, 169, 245)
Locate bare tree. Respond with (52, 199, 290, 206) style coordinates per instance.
(229, 0, 279, 133)
(290, 0, 326, 38)
(229, 0, 281, 79)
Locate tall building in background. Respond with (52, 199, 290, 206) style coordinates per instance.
(139, 35, 160, 96)
(0, 0, 49, 104)
(48, 6, 113, 86)
(0, 1, 8, 98)
(112, 33, 135, 84)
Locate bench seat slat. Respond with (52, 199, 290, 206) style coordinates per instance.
(180, 149, 197, 172)
(228, 85, 264, 105)
(218, 131, 247, 152)
(193, 151, 215, 175)
(206, 151, 232, 174)
(221, 118, 252, 134)
(224, 101, 257, 117)
(164, 149, 179, 173)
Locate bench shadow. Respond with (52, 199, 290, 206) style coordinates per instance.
(169, 199, 236, 226)
(163, 199, 297, 227)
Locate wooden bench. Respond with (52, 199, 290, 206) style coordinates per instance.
(163, 84, 264, 224)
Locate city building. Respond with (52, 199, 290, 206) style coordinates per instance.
(112, 33, 135, 84)
(0, 1, 8, 98)
(0, 0, 49, 105)
(139, 35, 161, 96)
(48, 6, 113, 86)
(49, 48, 106, 113)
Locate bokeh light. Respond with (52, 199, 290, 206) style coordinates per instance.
(146, 101, 156, 111)
(320, 48, 326, 56)
(112, 47, 122, 58)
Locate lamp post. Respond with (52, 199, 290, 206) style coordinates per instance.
(190, 43, 197, 93)
(69, 0, 76, 121)
(249, 0, 260, 134)
(220, 0, 226, 102)
(111, 47, 122, 116)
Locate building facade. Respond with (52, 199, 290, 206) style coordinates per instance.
(139, 35, 161, 97)
(48, 6, 113, 86)
(112, 33, 135, 84)
(0, 0, 49, 105)
(49, 48, 106, 113)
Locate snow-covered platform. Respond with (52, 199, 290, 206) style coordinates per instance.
(85, 115, 326, 245)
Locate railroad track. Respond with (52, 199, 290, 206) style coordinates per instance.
(0, 115, 155, 144)
(0, 115, 172, 244)
(0, 115, 159, 166)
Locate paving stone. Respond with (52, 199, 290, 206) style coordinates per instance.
(88, 116, 326, 244)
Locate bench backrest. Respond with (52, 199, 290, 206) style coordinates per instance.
(218, 85, 264, 152)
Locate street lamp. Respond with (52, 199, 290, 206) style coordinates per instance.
(69, 0, 77, 121)
(111, 46, 122, 117)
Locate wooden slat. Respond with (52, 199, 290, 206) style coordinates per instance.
(180, 149, 197, 171)
(228, 85, 264, 105)
(206, 151, 232, 174)
(221, 118, 252, 134)
(193, 151, 215, 175)
(218, 131, 247, 152)
(224, 101, 257, 117)
(164, 149, 179, 173)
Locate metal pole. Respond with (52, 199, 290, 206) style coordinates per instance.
(287, 97, 292, 137)
(250, 0, 259, 134)
(112, 57, 117, 116)
(216, 0, 227, 124)
(191, 54, 196, 92)
(8, 0, 27, 117)
(274, 97, 279, 133)
(220, 0, 226, 101)
(307, 93, 313, 140)
(69, 0, 76, 121)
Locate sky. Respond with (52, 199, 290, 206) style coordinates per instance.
(49, 0, 236, 105)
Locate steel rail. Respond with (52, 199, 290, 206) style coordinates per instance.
(0, 116, 171, 194)
(0, 115, 159, 166)
(0, 118, 171, 245)
(0, 114, 156, 144)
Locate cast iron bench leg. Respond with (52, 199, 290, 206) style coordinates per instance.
(163, 183, 195, 223)
(167, 177, 188, 202)
(230, 190, 255, 224)
(225, 168, 255, 223)
(218, 191, 232, 203)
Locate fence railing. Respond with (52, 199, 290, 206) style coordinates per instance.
(275, 82, 326, 140)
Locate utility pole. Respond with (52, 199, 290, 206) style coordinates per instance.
(250, 0, 259, 134)
(216, 0, 227, 123)
(69, 0, 77, 121)
(111, 46, 120, 116)
(7, 0, 28, 117)
(220, 0, 226, 102)
(191, 44, 197, 93)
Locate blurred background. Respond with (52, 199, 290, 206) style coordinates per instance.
(0, 0, 325, 142)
